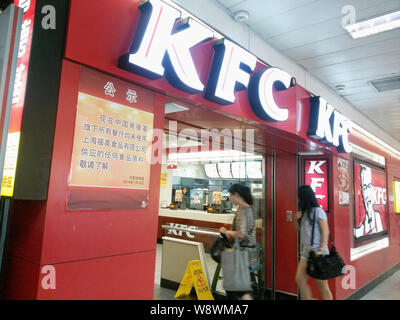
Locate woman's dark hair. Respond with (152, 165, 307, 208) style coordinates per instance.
(229, 183, 253, 206)
(298, 185, 320, 220)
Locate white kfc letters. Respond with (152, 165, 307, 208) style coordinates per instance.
(119, 0, 352, 153)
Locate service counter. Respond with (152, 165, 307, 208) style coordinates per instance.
(157, 208, 263, 249)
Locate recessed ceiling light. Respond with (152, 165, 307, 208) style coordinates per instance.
(344, 10, 400, 39)
(234, 10, 249, 23)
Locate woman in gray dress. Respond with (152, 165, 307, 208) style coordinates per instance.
(219, 184, 257, 300)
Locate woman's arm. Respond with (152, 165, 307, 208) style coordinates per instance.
(219, 209, 247, 239)
(293, 211, 302, 231)
(226, 230, 244, 239)
(316, 219, 329, 255)
(218, 228, 244, 239)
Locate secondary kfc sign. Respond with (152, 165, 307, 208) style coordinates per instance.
(304, 160, 329, 212)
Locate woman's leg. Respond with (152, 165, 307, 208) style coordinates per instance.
(315, 279, 333, 300)
(295, 259, 312, 300)
(240, 293, 253, 300)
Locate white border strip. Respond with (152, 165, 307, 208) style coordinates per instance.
(351, 121, 400, 158)
(351, 143, 386, 166)
(350, 237, 389, 261)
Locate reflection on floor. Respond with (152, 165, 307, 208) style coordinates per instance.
(360, 270, 400, 300)
(153, 243, 226, 300)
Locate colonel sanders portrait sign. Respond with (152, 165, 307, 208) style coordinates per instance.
(354, 161, 388, 241)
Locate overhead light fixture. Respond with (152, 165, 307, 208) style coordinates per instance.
(168, 150, 263, 162)
(344, 10, 400, 39)
(165, 102, 189, 114)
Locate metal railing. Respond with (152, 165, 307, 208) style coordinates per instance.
(161, 224, 220, 236)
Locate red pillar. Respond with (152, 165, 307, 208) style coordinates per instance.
(1, 60, 166, 300)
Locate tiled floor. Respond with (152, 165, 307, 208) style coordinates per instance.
(361, 270, 400, 300)
(153, 243, 226, 300)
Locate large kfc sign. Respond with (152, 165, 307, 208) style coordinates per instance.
(304, 159, 329, 212)
(118, 0, 352, 153)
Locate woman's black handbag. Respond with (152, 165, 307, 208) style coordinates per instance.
(306, 210, 345, 280)
(210, 233, 232, 263)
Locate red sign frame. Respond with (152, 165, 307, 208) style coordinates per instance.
(353, 159, 389, 242)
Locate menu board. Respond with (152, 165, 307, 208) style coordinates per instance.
(67, 67, 154, 210)
(217, 163, 233, 179)
(246, 161, 262, 179)
(175, 189, 183, 202)
(204, 163, 219, 178)
(231, 162, 246, 179)
(212, 191, 222, 205)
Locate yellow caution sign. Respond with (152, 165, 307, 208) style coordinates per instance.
(175, 260, 214, 300)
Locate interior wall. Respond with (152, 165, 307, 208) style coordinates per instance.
(274, 153, 298, 296)
(332, 149, 400, 300)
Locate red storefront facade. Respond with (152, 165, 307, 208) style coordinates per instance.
(1, 0, 399, 300)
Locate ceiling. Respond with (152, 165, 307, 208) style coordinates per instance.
(215, 0, 400, 140)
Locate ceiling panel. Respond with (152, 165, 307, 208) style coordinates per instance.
(216, 0, 246, 8)
(340, 85, 377, 96)
(283, 28, 400, 61)
(264, 0, 400, 50)
(353, 101, 399, 109)
(345, 89, 400, 102)
(266, 19, 346, 52)
(219, 0, 318, 19)
(312, 61, 400, 84)
(324, 71, 400, 87)
(309, 50, 400, 76)
(215, 0, 400, 140)
(250, 0, 388, 39)
(298, 36, 400, 69)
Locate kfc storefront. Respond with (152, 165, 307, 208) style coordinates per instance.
(1, 0, 399, 300)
